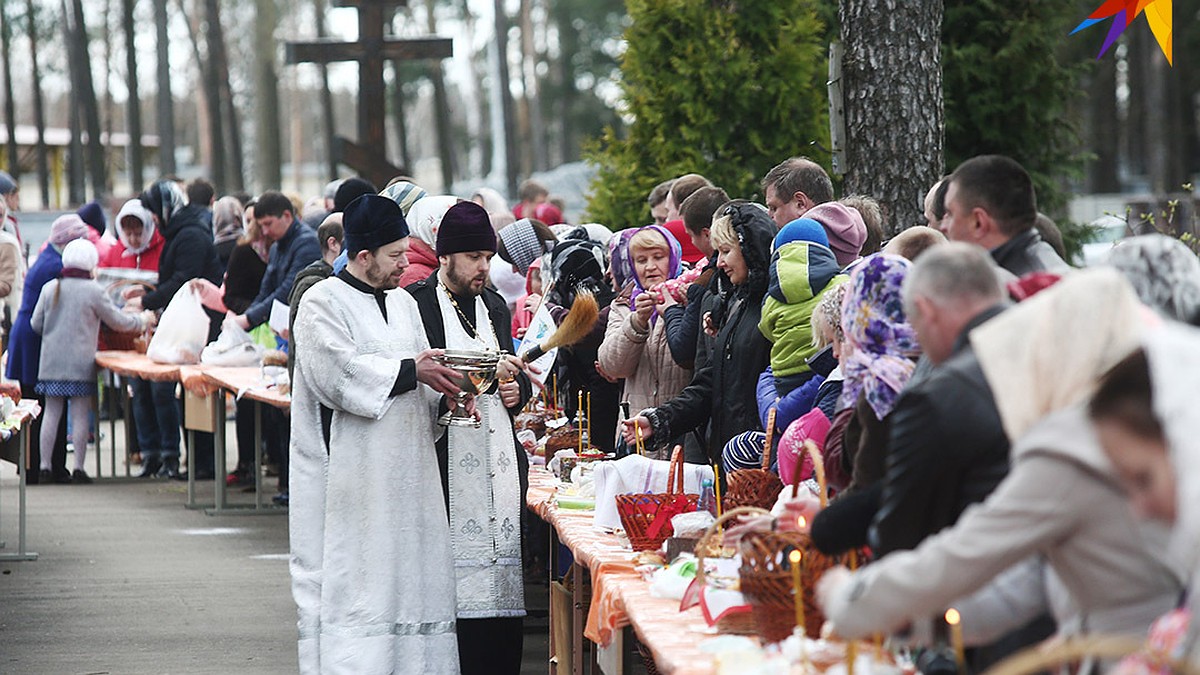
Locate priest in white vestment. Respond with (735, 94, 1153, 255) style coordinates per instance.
(406, 201, 534, 675)
(289, 194, 466, 675)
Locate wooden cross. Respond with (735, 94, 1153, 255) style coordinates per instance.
(285, 0, 452, 188)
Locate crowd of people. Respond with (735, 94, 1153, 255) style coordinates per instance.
(3, 148, 1200, 672)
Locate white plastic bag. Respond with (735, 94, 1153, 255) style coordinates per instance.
(147, 285, 211, 364)
(201, 317, 263, 367)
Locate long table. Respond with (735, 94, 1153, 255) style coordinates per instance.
(94, 351, 182, 479)
(527, 467, 718, 675)
(0, 400, 43, 561)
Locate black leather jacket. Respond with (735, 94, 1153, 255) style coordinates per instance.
(869, 304, 1011, 557)
(990, 229, 1070, 279)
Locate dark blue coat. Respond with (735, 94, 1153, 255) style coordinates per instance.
(6, 247, 63, 384)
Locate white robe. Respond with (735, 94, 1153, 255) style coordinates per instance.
(436, 284, 525, 619)
(289, 277, 459, 675)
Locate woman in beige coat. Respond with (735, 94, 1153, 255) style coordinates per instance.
(598, 225, 692, 459)
(816, 269, 1185, 644)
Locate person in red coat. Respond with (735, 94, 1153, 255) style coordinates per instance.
(101, 199, 165, 272)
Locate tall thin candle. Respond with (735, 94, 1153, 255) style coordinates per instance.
(712, 464, 723, 518)
(945, 608, 965, 672)
(586, 392, 592, 448)
(789, 550, 805, 636)
(577, 391, 584, 454)
(552, 375, 558, 415)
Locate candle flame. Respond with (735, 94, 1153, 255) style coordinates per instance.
(789, 550, 802, 564)
(945, 608, 961, 625)
(797, 515, 807, 530)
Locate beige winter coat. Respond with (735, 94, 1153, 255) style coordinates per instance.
(597, 296, 692, 458)
(824, 405, 1185, 641)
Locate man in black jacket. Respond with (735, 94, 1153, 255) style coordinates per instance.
(940, 155, 1069, 279)
(405, 201, 534, 675)
(870, 242, 1011, 557)
(126, 180, 224, 479)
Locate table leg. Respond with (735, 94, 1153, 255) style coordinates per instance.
(108, 378, 118, 477)
(186, 428, 199, 509)
(254, 400, 263, 510)
(0, 424, 39, 561)
(548, 524, 558, 675)
(121, 378, 133, 478)
(93, 393, 101, 478)
(573, 562, 584, 675)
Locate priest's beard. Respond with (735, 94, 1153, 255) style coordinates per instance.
(366, 256, 401, 290)
(445, 258, 487, 296)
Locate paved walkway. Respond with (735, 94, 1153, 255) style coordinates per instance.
(0, 420, 550, 674)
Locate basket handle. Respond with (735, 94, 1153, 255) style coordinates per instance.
(693, 506, 770, 586)
(792, 439, 828, 508)
(666, 444, 685, 495)
(985, 634, 1200, 675)
(760, 407, 777, 470)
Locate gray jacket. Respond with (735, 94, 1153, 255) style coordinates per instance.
(826, 405, 1184, 640)
(32, 277, 143, 382)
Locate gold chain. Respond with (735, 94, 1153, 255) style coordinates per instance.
(440, 282, 480, 341)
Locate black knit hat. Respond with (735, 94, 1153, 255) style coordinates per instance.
(343, 195, 409, 254)
(333, 177, 378, 213)
(436, 202, 497, 256)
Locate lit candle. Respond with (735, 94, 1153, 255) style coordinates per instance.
(577, 391, 584, 454)
(552, 375, 558, 414)
(789, 549, 806, 636)
(586, 392, 592, 448)
(847, 641, 857, 675)
(945, 608, 965, 672)
(712, 463, 723, 518)
(874, 633, 884, 661)
(634, 422, 644, 456)
(797, 515, 807, 533)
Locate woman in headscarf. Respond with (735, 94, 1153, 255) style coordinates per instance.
(6, 215, 91, 483)
(400, 195, 457, 287)
(495, 218, 557, 311)
(1089, 324, 1200, 668)
(542, 238, 621, 452)
(623, 201, 775, 464)
(102, 199, 165, 272)
(1105, 233, 1200, 323)
(816, 269, 1184, 651)
(597, 225, 692, 458)
(211, 195, 245, 274)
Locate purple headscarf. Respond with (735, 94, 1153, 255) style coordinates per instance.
(608, 228, 638, 291)
(628, 224, 683, 324)
(838, 253, 921, 419)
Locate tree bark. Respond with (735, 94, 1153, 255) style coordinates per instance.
(26, 0, 50, 207)
(102, 0, 115, 194)
(1086, 58, 1120, 193)
(204, 0, 242, 191)
(62, 0, 86, 204)
(69, 0, 109, 199)
(518, 0, 546, 172)
(0, 0, 18, 179)
(254, 0, 282, 190)
(315, 0, 337, 182)
(154, 0, 177, 176)
(839, 0, 943, 235)
(122, 0, 144, 192)
(493, 0, 518, 196)
(426, 0, 455, 191)
(180, 0, 226, 190)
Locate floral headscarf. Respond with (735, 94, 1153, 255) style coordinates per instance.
(838, 254, 921, 419)
(139, 180, 186, 228)
(608, 228, 638, 291)
(628, 225, 683, 325)
(1106, 234, 1200, 323)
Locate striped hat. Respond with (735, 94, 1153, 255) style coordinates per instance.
(380, 181, 428, 217)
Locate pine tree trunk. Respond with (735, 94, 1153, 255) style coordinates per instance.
(62, 0, 86, 204)
(254, 0, 282, 190)
(839, 0, 943, 235)
(390, 65, 413, 174)
(0, 0, 18, 179)
(315, 0, 337, 182)
(69, 0, 108, 199)
(26, 0, 50, 207)
(426, 0, 455, 191)
(102, 0, 115, 194)
(154, 0, 177, 175)
(122, 0, 144, 192)
(1087, 58, 1120, 193)
(181, 0, 226, 190)
(204, 0, 242, 191)
(493, 0, 518, 196)
(519, 0, 546, 172)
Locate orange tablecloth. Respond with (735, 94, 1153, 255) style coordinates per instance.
(526, 466, 717, 675)
(201, 366, 290, 410)
(95, 350, 182, 382)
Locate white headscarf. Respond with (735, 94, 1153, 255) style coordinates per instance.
(1143, 322, 1200, 575)
(971, 268, 1151, 441)
(115, 198, 157, 256)
(405, 195, 458, 248)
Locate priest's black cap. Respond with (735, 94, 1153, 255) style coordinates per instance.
(343, 194, 410, 254)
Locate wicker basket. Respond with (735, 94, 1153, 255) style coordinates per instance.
(615, 446, 699, 552)
(738, 439, 860, 642)
(99, 280, 154, 352)
(985, 634, 1200, 675)
(693, 506, 771, 635)
(723, 407, 784, 512)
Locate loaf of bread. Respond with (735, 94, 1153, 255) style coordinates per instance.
(261, 350, 288, 367)
(513, 411, 548, 438)
(544, 425, 580, 454)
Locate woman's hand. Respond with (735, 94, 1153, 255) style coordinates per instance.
(703, 311, 717, 337)
(523, 293, 543, 314)
(632, 291, 656, 331)
(121, 285, 147, 300)
(190, 278, 228, 312)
